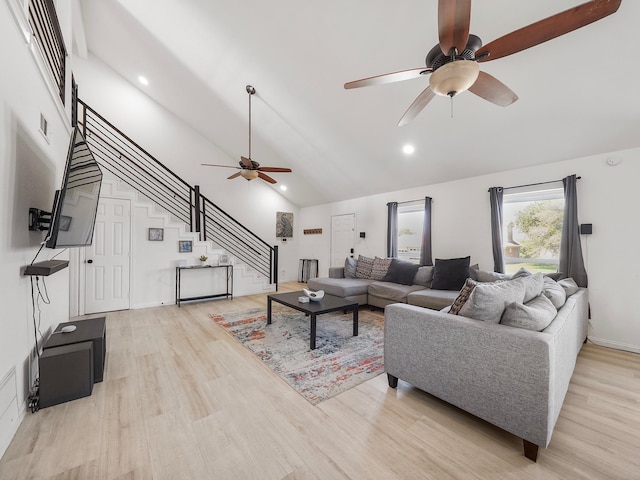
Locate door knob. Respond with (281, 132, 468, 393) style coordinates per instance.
(87, 259, 93, 264)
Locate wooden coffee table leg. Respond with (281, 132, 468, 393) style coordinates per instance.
(353, 306, 358, 336)
(310, 314, 317, 350)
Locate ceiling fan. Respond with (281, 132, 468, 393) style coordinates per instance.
(201, 85, 292, 184)
(344, 0, 622, 125)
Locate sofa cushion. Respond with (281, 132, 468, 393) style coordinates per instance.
(458, 277, 527, 324)
(449, 278, 477, 315)
(344, 257, 357, 279)
(355, 255, 374, 279)
(406, 289, 460, 311)
(501, 294, 557, 331)
(413, 266, 434, 287)
(542, 276, 566, 309)
(384, 259, 420, 285)
(431, 256, 471, 291)
(511, 267, 532, 279)
(521, 273, 544, 303)
(369, 281, 425, 302)
(470, 269, 512, 283)
(370, 257, 393, 280)
(558, 278, 579, 297)
(307, 277, 372, 297)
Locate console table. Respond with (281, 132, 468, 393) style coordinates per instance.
(175, 265, 233, 306)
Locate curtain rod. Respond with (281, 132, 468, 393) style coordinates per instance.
(488, 175, 580, 192)
(388, 197, 431, 206)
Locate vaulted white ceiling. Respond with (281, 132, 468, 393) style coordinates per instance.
(76, 0, 639, 207)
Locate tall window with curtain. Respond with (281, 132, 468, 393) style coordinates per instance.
(387, 197, 432, 265)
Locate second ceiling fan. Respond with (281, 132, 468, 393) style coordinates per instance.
(344, 0, 622, 125)
(202, 85, 292, 184)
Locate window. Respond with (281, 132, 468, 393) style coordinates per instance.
(396, 201, 424, 264)
(503, 186, 564, 274)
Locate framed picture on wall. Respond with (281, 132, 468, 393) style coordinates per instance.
(219, 254, 230, 265)
(148, 227, 164, 241)
(178, 240, 192, 253)
(276, 211, 293, 238)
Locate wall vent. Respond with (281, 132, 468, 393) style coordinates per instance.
(39, 113, 48, 139)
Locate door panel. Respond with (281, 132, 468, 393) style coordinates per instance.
(85, 198, 131, 313)
(330, 214, 355, 268)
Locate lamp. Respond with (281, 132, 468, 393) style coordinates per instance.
(429, 60, 480, 97)
(240, 170, 259, 181)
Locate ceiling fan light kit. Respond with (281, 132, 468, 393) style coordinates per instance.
(344, 0, 622, 124)
(429, 60, 479, 97)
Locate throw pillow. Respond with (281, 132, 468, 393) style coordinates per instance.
(470, 269, 512, 283)
(344, 257, 357, 279)
(449, 278, 477, 315)
(501, 294, 557, 331)
(370, 257, 393, 280)
(413, 266, 434, 287)
(520, 273, 544, 303)
(384, 259, 420, 285)
(458, 277, 526, 324)
(542, 276, 567, 309)
(431, 256, 471, 291)
(510, 267, 532, 279)
(355, 255, 374, 279)
(545, 272, 566, 281)
(558, 278, 580, 297)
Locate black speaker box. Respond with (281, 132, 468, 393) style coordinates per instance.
(39, 341, 94, 408)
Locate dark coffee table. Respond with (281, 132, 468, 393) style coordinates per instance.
(267, 291, 359, 350)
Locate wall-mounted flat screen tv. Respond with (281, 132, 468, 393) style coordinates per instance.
(45, 127, 103, 248)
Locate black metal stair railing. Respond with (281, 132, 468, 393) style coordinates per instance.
(76, 99, 278, 286)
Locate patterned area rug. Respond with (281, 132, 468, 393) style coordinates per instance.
(210, 307, 384, 405)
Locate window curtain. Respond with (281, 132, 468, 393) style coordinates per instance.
(419, 197, 433, 266)
(386, 202, 398, 258)
(560, 175, 588, 287)
(489, 187, 505, 273)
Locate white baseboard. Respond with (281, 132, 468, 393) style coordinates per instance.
(588, 336, 640, 354)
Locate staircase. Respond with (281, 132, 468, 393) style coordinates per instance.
(74, 97, 278, 290)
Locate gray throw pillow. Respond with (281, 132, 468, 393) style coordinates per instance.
(470, 269, 512, 283)
(542, 276, 566, 309)
(501, 294, 557, 331)
(370, 257, 393, 280)
(510, 267, 532, 279)
(520, 273, 544, 303)
(344, 257, 357, 279)
(384, 259, 420, 285)
(558, 278, 580, 297)
(355, 255, 374, 279)
(413, 266, 434, 287)
(449, 278, 477, 315)
(458, 277, 527, 324)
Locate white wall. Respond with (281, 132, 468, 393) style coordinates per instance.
(72, 55, 301, 283)
(299, 151, 640, 352)
(1, 0, 74, 457)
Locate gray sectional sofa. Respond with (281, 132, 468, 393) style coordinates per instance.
(384, 275, 588, 462)
(307, 264, 459, 310)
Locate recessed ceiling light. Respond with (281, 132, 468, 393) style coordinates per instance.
(402, 144, 415, 155)
(138, 75, 149, 86)
(280, 185, 287, 191)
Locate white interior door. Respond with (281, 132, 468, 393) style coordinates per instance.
(84, 197, 131, 314)
(330, 214, 355, 268)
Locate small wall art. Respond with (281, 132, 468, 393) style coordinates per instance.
(276, 212, 293, 238)
(148, 227, 164, 241)
(178, 240, 192, 253)
(219, 254, 230, 265)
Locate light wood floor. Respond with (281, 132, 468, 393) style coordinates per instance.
(1, 282, 639, 479)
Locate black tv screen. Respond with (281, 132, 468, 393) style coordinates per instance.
(46, 127, 102, 248)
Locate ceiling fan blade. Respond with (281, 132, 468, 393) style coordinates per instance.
(258, 172, 277, 184)
(438, 0, 471, 55)
(257, 167, 292, 173)
(344, 67, 431, 89)
(397, 87, 436, 127)
(240, 156, 253, 169)
(468, 71, 518, 107)
(476, 0, 622, 62)
(201, 163, 241, 169)
(227, 172, 242, 180)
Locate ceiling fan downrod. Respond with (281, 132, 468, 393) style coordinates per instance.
(246, 85, 255, 160)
